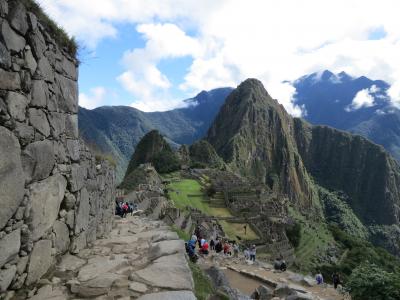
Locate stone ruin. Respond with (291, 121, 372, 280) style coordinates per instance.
(197, 169, 297, 265)
(0, 0, 115, 293)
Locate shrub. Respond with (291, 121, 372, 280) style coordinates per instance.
(286, 222, 301, 248)
(346, 262, 400, 300)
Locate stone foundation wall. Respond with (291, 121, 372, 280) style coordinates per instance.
(0, 0, 115, 293)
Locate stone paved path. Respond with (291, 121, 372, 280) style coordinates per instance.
(22, 216, 195, 300)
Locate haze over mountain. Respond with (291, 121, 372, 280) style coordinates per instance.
(293, 70, 400, 161)
(79, 88, 232, 181)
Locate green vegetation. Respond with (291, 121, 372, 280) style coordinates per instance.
(318, 226, 400, 282)
(20, 0, 78, 56)
(288, 206, 334, 272)
(319, 187, 369, 239)
(286, 222, 301, 248)
(171, 224, 190, 241)
(346, 262, 400, 300)
(168, 179, 232, 217)
(188, 261, 214, 300)
(153, 149, 180, 174)
(125, 130, 180, 177)
(219, 221, 259, 241)
(189, 140, 224, 169)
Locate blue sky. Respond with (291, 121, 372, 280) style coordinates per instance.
(40, 0, 400, 114)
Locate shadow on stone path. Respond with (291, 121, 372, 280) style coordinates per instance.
(23, 216, 196, 300)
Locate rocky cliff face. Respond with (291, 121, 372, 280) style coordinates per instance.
(293, 118, 400, 225)
(207, 79, 316, 209)
(0, 0, 115, 292)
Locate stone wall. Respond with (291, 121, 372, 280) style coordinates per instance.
(0, 0, 115, 293)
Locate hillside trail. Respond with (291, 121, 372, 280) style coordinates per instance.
(17, 215, 196, 300)
(199, 252, 347, 300)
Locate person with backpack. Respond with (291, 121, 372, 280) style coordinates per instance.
(122, 202, 129, 218)
(200, 240, 209, 255)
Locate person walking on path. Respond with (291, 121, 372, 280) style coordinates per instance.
(233, 242, 239, 258)
(316, 271, 324, 285)
(250, 244, 256, 261)
(332, 272, 341, 289)
(210, 239, 215, 251)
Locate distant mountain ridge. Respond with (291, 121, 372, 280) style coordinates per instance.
(79, 87, 233, 181)
(293, 70, 400, 161)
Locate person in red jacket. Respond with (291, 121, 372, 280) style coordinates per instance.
(200, 240, 209, 255)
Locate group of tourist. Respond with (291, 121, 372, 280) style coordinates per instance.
(185, 226, 259, 264)
(115, 201, 137, 217)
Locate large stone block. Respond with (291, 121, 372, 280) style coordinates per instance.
(0, 0, 8, 17)
(0, 40, 11, 69)
(66, 139, 80, 161)
(0, 265, 17, 292)
(55, 74, 78, 113)
(60, 57, 77, 80)
(53, 220, 70, 255)
(65, 114, 78, 138)
(9, 2, 29, 36)
(0, 127, 24, 229)
(5, 91, 28, 122)
(0, 229, 20, 268)
(48, 112, 66, 137)
(28, 174, 67, 241)
(75, 188, 90, 234)
(0, 69, 20, 90)
(36, 56, 54, 83)
(22, 140, 55, 182)
(24, 46, 37, 75)
(69, 164, 86, 192)
(1, 19, 25, 52)
(28, 29, 46, 59)
(14, 122, 34, 145)
(31, 80, 47, 107)
(26, 239, 53, 286)
(29, 108, 50, 137)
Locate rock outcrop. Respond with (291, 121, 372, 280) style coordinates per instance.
(0, 0, 115, 293)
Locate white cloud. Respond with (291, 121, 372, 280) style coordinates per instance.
(79, 87, 107, 109)
(346, 86, 378, 112)
(40, 0, 400, 114)
(116, 23, 201, 111)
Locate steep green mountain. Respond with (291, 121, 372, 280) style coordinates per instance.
(207, 78, 317, 210)
(123, 130, 180, 179)
(79, 88, 232, 181)
(206, 78, 400, 255)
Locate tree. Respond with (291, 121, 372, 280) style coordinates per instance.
(346, 262, 400, 300)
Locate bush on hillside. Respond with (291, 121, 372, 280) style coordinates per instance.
(153, 149, 180, 174)
(317, 225, 400, 283)
(346, 262, 400, 300)
(286, 222, 301, 248)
